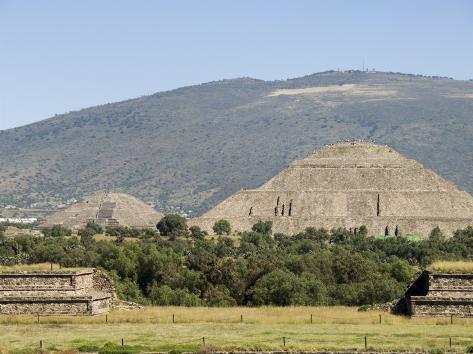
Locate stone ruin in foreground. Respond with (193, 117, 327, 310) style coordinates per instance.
(397, 271, 473, 317)
(0, 268, 116, 315)
(192, 141, 473, 237)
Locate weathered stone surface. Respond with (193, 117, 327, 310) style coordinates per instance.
(400, 271, 473, 317)
(0, 269, 115, 315)
(191, 142, 473, 237)
(42, 192, 163, 230)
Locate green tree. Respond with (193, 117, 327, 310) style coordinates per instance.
(156, 214, 188, 240)
(212, 219, 231, 236)
(251, 220, 272, 235)
(147, 282, 201, 306)
(250, 270, 308, 306)
(389, 258, 415, 283)
(303, 227, 330, 242)
(79, 227, 95, 247)
(429, 226, 445, 243)
(204, 285, 237, 306)
(84, 221, 103, 235)
(358, 225, 368, 237)
(452, 226, 473, 249)
(330, 227, 352, 244)
(44, 225, 72, 238)
(189, 226, 206, 240)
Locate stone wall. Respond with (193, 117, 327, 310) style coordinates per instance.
(0, 273, 75, 288)
(0, 269, 114, 315)
(92, 269, 117, 301)
(409, 298, 473, 317)
(401, 271, 473, 317)
(0, 299, 88, 315)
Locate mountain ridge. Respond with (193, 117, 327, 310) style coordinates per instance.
(1, 70, 473, 216)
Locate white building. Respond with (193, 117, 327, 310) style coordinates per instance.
(0, 217, 38, 224)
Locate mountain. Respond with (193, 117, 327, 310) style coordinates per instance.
(1, 70, 473, 216)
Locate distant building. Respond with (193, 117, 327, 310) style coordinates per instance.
(0, 217, 38, 224)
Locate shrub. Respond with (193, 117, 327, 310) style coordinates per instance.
(189, 226, 206, 240)
(156, 214, 188, 239)
(358, 304, 369, 312)
(251, 220, 272, 235)
(84, 221, 103, 235)
(358, 225, 368, 237)
(212, 219, 231, 236)
(204, 285, 237, 306)
(43, 225, 72, 237)
(147, 282, 201, 306)
(250, 270, 308, 306)
(429, 226, 445, 243)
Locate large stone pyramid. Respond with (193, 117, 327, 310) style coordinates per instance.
(43, 192, 163, 230)
(192, 142, 473, 236)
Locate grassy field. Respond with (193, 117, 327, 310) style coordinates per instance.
(0, 263, 88, 273)
(428, 261, 473, 273)
(0, 307, 472, 353)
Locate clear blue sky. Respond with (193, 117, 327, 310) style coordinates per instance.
(1, 0, 472, 130)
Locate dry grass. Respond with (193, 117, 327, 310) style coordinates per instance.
(91, 234, 140, 242)
(268, 84, 397, 97)
(0, 306, 472, 353)
(0, 263, 88, 273)
(428, 261, 473, 273)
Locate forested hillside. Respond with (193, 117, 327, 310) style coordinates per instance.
(1, 71, 473, 215)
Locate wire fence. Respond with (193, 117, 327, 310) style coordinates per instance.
(36, 334, 472, 352)
(7, 312, 473, 326)
(2, 312, 472, 352)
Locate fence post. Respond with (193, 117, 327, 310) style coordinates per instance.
(283, 336, 286, 347)
(365, 336, 367, 350)
(379, 314, 382, 324)
(450, 314, 453, 324)
(106, 314, 108, 323)
(202, 337, 205, 346)
(310, 314, 313, 323)
(240, 314, 243, 322)
(449, 337, 452, 348)
(37, 314, 40, 323)
(172, 314, 175, 323)
(40, 340, 42, 349)
(121, 338, 124, 347)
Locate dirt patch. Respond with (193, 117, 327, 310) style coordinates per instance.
(268, 84, 397, 97)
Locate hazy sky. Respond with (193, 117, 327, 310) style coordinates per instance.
(1, 0, 472, 130)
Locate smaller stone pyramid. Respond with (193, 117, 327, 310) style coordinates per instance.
(43, 192, 163, 230)
(191, 141, 473, 236)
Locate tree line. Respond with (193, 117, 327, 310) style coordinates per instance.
(0, 218, 472, 307)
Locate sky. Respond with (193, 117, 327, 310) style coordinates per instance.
(0, 0, 472, 131)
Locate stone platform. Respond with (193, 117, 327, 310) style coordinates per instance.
(0, 269, 114, 315)
(402, 271, 473, 317)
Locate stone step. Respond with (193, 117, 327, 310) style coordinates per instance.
(409, 296, 473, 317)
